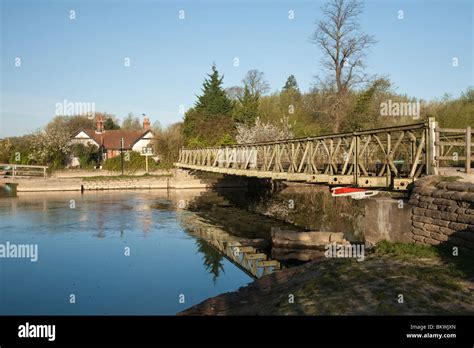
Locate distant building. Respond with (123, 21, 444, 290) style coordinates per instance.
(70, 116, 155, 165)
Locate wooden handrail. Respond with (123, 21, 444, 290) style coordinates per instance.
(435, 127, 474, 134)
(0, 163, 48, 169)
(0, 164, 48, 178)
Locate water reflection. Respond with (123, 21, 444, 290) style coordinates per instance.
(0, 190, 255, 315)
(211, 184, 368, 242)
(0, 186, 329, 315)
(195, 239, 224, 283)
(272, 247, 325, 262)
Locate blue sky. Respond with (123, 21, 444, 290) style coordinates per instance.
(1, 0, 472, 137)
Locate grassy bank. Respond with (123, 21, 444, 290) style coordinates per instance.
(180, 241, 474, 315)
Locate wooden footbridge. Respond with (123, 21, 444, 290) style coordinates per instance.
(176, 118, 473, 190)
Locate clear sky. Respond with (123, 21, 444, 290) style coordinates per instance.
(0, 0, 472, 137)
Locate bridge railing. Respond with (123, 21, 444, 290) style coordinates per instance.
(435, 126, 473, 174)
(176, 119, 447, 189)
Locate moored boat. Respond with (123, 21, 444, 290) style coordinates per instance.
(331, 187, 379, 200)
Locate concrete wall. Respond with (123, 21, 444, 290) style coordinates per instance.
(408, 177, 474, 250)
(363, 197, 413, 245)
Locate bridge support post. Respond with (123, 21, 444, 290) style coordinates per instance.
(426, 117, 438, 176)
(354, 135, 359, 186)
(466, 126, 472, 174)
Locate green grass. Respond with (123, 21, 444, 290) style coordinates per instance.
(81, 173, 171, 181)
(438, 176, 463, 182)
(374, 241, 474, 279)
(374, 240, 439, 258)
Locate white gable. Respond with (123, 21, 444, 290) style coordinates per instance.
(72, 131, 99, 147)
(74, 130, 92, 139)
(132, 134, 154, 153)
(141, 130, 154, 139)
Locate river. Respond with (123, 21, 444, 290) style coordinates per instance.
(0, 190, 259, 315)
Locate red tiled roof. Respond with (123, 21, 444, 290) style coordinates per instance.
(81, 129, 150, 150)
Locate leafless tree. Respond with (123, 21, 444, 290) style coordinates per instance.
(225, 86, 244, 101)
(311, 0, 375, 132)
(312, 0, 375, 94)
(242, 69, 270, 96)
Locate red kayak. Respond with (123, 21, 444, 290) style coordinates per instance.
(331, 187, 379, 200)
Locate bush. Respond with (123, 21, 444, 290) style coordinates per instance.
(153, 123, 184, 167)
(70, 143, 99, 168)
(215, 133, 235, 146)
(0, 135, 37, 165)
(183, 108, 236, 147)
(102, 151, 160, 173)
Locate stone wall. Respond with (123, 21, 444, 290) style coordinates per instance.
(409, 177, 474, 250)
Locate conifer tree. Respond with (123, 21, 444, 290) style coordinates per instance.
(283, 75, 300, 92)
(233, 85, 260, 126)
(195, 64, 233, 118)
(183, 64, 236, 147)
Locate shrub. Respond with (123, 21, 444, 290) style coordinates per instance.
(70, 143, 99, 168)
(102, 151, 160, 173)
(153, 123, 184, 168)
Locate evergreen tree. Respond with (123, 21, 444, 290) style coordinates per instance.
(283, 75, 299, 92)
(343, 78, 391, 131)
(104, 117, 120, 130)
(183, 64, 236, 147)
(195, 64, 233, 118)
(233, 85, 260, 125)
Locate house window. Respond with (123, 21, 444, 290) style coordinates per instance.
(142, 146, 153, 155)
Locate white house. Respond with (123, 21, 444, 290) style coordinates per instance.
(70, 116, 156, 165)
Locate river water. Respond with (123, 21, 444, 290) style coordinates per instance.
(0, 190, 258, 315)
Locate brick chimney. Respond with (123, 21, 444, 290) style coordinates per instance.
(96, 115, 104, 133)
(143, 116, 150, 130)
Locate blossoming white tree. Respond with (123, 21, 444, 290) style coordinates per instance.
(236, 117, 294, 144)
(30, 123, 72, 166)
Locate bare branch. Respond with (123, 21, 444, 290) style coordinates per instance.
(311, 0, 376, 95)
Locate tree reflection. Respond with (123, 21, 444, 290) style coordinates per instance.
(195, 239, 224, 283)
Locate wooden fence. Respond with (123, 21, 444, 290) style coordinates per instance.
(0, 164, 48, 178)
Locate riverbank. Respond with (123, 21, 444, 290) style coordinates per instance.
(179, 241, 474, 315)
(1, 169, 245, 192)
